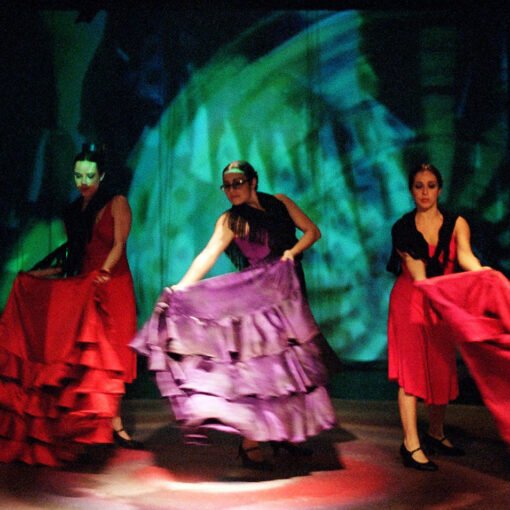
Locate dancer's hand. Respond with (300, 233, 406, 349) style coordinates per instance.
(94, 268, 111, 284)
(281, 250, 294, 262)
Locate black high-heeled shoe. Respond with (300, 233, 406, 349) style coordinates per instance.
(238, 443, 272, 470)
(400, 444, 438, 471)
(113, 428, 145, 450)
(270, 441, 313, 457)
(422, 434, 465, 457)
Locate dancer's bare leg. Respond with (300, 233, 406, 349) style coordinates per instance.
(428, 404, 454, 446)
(398, 387, 430, 463)
(112, 415, 132, 440)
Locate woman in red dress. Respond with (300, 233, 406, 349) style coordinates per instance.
(0, 144, 141, 466)
(387, 163, 485, 471)
(63, 145, 141, 449)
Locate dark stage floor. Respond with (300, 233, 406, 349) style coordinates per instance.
(0, 398, 509, 510)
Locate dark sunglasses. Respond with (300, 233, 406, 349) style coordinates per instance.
(220, 178, 249, 191)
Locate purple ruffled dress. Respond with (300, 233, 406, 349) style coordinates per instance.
(131, 240, 336, 443)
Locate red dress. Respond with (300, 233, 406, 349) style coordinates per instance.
(81, 200, 137, 383)
(387, 237, 458, 404)
(0, 199, 137, 465)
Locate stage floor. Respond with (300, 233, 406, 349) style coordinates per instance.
(1, 399, 509, 509)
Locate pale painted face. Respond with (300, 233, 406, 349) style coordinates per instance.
(221, 171, 256, 206)
(411, 170, 441, 211)
(74, 160, 102, 200)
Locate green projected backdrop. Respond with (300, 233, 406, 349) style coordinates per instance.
(1, 7, 508, 363)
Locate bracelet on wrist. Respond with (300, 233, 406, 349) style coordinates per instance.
(99, 268, 111, 275)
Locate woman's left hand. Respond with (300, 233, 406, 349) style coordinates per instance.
(281, 250, 295, 262)
(94, 269, 111, 284)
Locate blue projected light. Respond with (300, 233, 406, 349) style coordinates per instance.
(127, 11, 414, 361)
(1, 9, 508, 364)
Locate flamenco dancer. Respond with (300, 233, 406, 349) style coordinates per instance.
(131, 160, 338, 469)
(0, 144, 142, 466)
(386, 163, 486, 471)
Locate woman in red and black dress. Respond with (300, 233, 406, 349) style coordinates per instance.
(62, 145, 141, 449)
(0, 144, 141, 466)
(387, 163, 484, 471)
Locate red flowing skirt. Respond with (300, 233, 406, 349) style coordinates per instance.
(417, 269, 510, 444)
(0, 271, 129, 465)
(388, 272, 459, 405)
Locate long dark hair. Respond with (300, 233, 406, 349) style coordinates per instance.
(63, 144, 115, 275)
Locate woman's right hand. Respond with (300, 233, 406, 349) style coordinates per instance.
(280, 250, 295, 262)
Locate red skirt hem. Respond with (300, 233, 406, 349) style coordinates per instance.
(0, 272, 128, 465)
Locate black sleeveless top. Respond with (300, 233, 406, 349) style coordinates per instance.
(386, 209, 458, 278)
(225, 192, 300, 270)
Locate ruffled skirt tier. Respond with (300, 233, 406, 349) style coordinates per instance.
(0, 272, 127, 466)
(131, 260, 336, 442)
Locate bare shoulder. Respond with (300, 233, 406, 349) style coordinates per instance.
(208, 212, 235, 246)
(454, 215, 470, 231)
(214, 212, 233, 233)
(112, 194, 129, 205)
(111, 194, 129, 206)
(454, 215, 472, 241)
(111, 195, 131, 214)
(217, 211, 230, 224)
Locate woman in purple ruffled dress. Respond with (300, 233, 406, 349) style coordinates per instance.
(132, 160, 337, 469)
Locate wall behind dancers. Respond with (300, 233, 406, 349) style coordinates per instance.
(1, 6, 508, 363)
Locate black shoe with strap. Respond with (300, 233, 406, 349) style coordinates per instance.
(113, 428, 145, 450)
(422, 434, 465, 457)
(400, 444, 438, 471)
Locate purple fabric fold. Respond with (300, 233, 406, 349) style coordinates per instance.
(131, 260, 336, 442)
